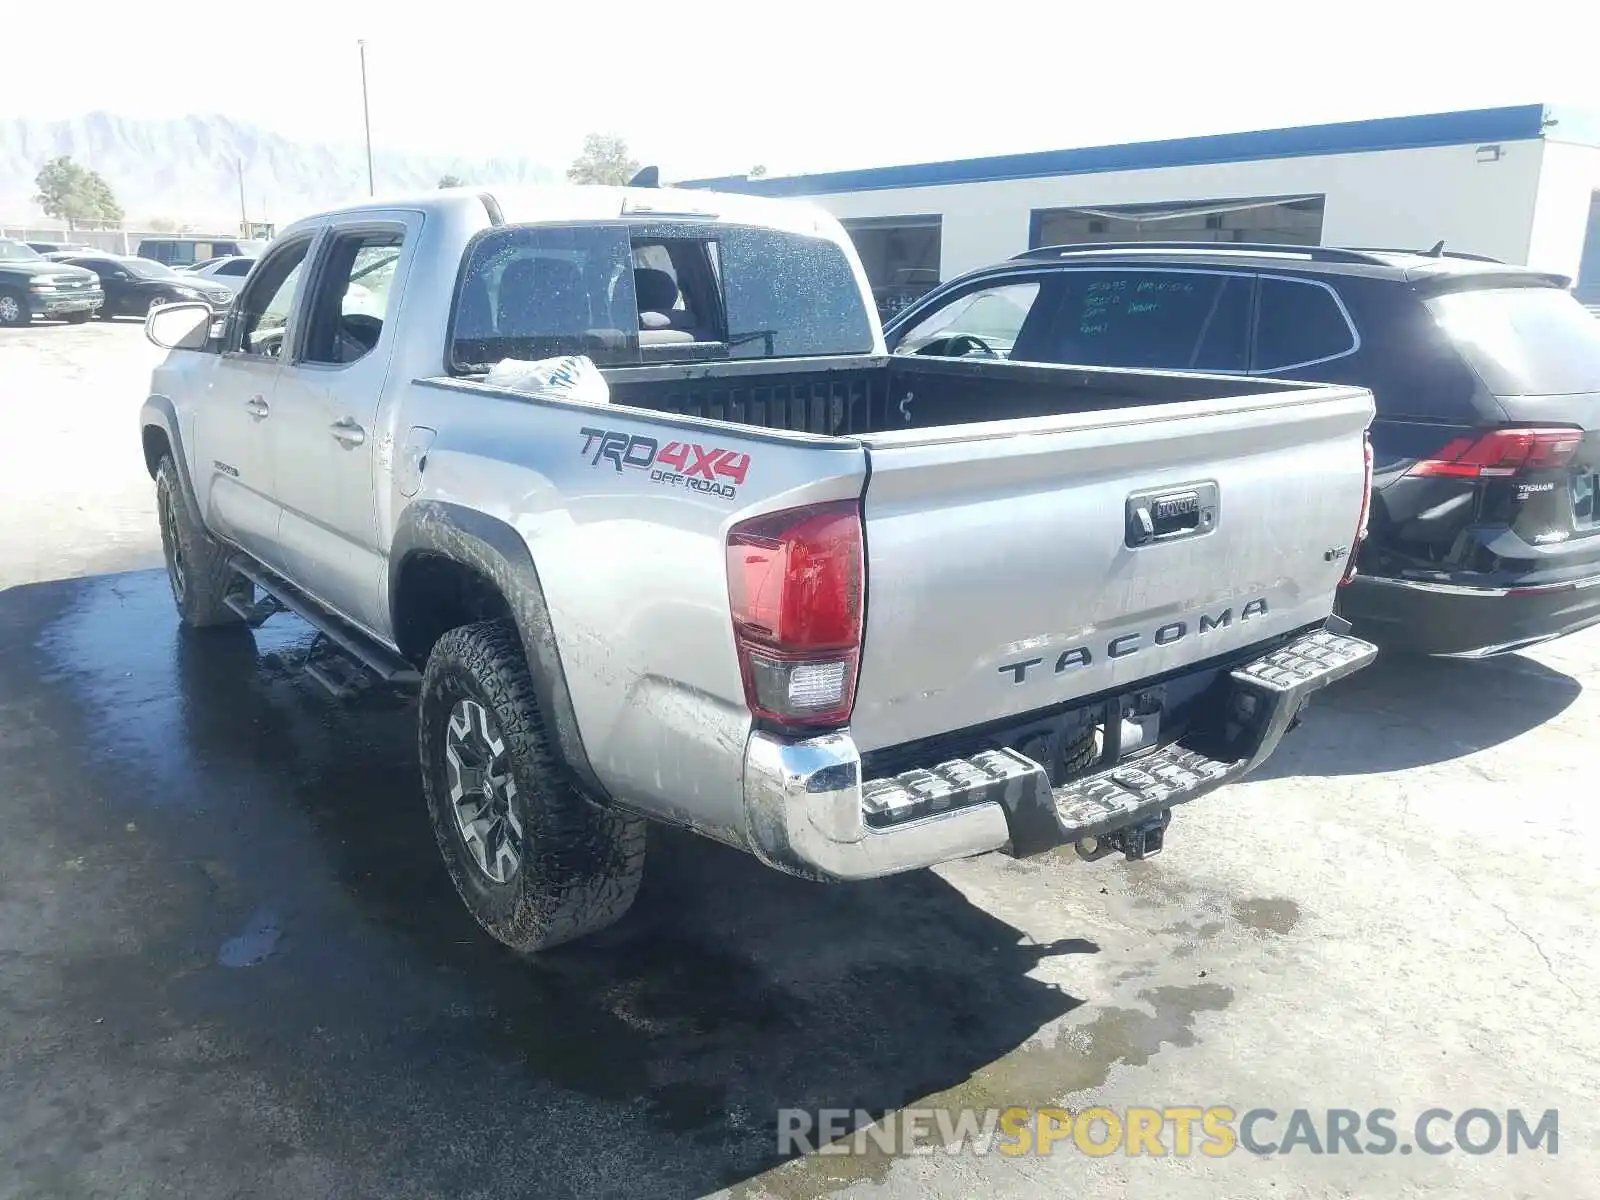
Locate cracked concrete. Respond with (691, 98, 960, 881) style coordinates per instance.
(2, 322, 1597, 1199)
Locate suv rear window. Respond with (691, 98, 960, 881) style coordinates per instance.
(1426, 285, 1600, 396)
(450, 222, 874, 372)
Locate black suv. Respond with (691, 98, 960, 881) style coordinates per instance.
(0, 238, 104, 326)
(884, 242, 1600, 658)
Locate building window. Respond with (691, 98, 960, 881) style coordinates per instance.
(1032, 195, 1326, 247)
(841, 216, 941, 320)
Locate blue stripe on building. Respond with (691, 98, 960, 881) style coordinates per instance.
(681, 104, 1556, 198)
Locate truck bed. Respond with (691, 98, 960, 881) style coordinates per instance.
(597, 354, 1312, 437)
(430, 351, 1372, 765)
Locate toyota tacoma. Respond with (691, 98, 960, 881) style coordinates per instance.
(138, 184, 1377, 952)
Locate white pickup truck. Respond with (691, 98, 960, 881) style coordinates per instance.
(139, 184, 1377, 953)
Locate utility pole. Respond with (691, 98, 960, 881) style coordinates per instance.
(236, 158, 248, 235)
(358, 39, 375, 196)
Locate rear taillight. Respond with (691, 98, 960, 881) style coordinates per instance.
(1341, 433, 1374, 587)
(726, 500, 863, 728)
(1406, 427, 1581, 479)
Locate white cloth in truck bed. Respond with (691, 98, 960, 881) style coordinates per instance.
(484, 355, 611, 405)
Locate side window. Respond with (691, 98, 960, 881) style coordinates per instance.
(1253, 278, 1356, 371)
(232, 238, 312, 356)
(893, 281, 1043, 358)
(219, 259, 253, 277)
(1045, 271, 1249, 371)
(301, 229, 404, 366)
(1191, 277, 1252, 372)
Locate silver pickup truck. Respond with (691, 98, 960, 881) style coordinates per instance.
(139, 184, 1377, 952)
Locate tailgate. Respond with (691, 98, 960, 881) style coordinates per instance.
(848, 385, 1375, 753)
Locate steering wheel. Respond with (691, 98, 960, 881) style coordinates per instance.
(916, 332, 999, 359)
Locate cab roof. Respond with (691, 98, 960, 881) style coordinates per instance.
(283, 183, 841, 241)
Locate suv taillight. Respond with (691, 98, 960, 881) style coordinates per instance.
(726, 500, 864, 728)
(1341, 433, 1374, 587)
(1407, 427, 1581, 479)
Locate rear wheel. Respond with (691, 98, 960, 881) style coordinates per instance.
(0, 289, 29, 327)
(155, 455, 251, 627)
(419, 619, 646, 953)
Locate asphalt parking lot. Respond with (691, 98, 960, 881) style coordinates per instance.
(3, 321, 1598, 1199)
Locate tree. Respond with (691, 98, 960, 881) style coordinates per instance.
(565, 134, 638, 186)
(437, 173, 464, 188)
(33, 156, 123, 230)
(748, 165, 768, 178)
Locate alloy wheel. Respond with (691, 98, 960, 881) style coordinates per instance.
(444, 698, 523, 884)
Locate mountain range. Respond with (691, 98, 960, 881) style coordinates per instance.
(0, 112, 557, 231)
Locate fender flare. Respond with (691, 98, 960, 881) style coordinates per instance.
(140, 395, 204, 529)
(389, 501, 609, 801)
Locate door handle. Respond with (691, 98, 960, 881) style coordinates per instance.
(330, 419, 367, 448)
(245, 395, 269, 419)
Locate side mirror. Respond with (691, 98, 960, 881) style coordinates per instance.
(146, 302, 212, 350)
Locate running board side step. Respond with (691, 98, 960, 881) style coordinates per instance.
(226, 555, 421, 694)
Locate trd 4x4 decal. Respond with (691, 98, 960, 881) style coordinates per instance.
(578, 427, 751, 500)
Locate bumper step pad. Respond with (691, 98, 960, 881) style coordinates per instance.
(858, 627, 1377, 859)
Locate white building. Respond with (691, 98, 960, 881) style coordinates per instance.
(685, 104, 1600, 314)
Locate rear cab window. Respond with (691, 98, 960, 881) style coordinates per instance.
(449, 221, 874, 373)
(1425, 284, 1600, 396)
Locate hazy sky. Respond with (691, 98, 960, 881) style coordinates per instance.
(7, 0, 1598, 179)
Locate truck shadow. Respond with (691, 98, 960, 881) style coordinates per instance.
(10, 570, 1095, 1199)
(1253, 648, 1582, 779)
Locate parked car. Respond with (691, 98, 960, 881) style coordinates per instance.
(0, 238, 104, 326)
(885, 242, 1600, 659)
(180, 255, 257, 289)
(136, 236, 267, 267)
(27, 241, 98, 255)
(139, 186, 1375, 954)
(59, 253, 235, 318)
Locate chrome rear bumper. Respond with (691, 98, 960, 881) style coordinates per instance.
(741, 626, 1376, 881)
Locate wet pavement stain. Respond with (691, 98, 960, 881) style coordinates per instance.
(5, 570, 1099, 1199)
(1230, 896, 1303, 936)
(218, 908, 283, 968)
(733, 980, 1236, 1198)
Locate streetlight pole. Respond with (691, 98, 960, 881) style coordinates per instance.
(358, 39, 374, 196)
(236, 157, 248, 235)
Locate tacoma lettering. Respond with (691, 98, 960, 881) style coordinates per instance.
(999, 598, 1270, 683)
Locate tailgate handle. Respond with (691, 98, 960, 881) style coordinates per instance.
(1126, 483, 1218, 547)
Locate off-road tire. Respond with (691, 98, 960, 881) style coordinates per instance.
(0, 288, 29, 328)
(418, 619, 646, 953)
(1063, 726, 1099, 774)
(155, 455, 250, 627)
